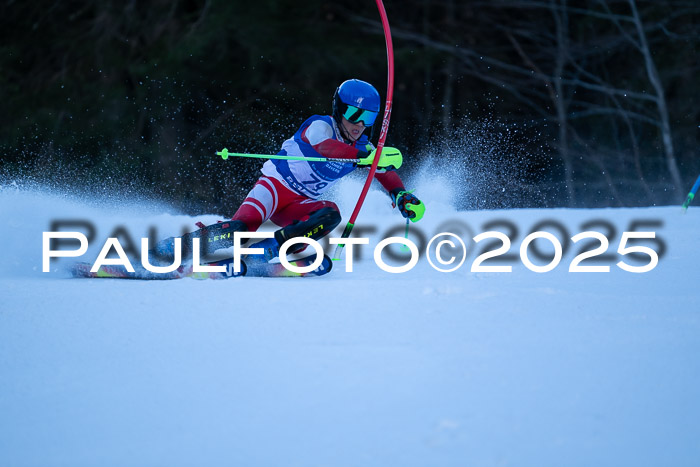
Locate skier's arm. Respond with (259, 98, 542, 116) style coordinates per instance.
(376, 171, 425, 222)
(314, 138, 365, 159)
(302, 121, 364, 159)
(375, 170, 404, 193)
(371, 157, 425, 223)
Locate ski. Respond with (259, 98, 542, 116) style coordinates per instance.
(186, 257, 248, 280)
(245, 254, 333, 278)
(69, 253, 332, 279)
(69, 259, 246, 280)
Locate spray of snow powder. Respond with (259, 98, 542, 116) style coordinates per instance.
(329, 117, 542, 216)
(0, 116, 542, 277)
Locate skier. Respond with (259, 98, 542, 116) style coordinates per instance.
(154, 79, 425, 262)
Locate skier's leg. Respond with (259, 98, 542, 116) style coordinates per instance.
(177, 175, 294, 257)
(230, 176, 289, 232)
(232, 176, 340, 242)
(268, 200, 341, 255)
(227, 176, 341, 260)
(152, 176, 288, 261)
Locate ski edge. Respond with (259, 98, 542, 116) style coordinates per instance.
(69, 253, 332, 280)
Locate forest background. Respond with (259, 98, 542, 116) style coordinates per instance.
(1, 0, 698, 212)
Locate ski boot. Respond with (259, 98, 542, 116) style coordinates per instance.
(151, 219, 248, 264)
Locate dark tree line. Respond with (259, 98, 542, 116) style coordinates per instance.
(1, 0, 698, 212)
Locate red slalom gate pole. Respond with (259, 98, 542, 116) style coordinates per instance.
(333, 0, 394, 261)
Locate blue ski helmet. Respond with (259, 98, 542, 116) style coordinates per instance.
(332, 79, 381, 128)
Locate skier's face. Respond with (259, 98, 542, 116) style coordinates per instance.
(341, 117, 366, 142)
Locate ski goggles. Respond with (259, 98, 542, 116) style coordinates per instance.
(342, 105, 379, 126)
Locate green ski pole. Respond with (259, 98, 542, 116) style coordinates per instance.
(216, 148, 357, 165)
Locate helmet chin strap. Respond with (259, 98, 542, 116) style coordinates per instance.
(340, 119, 368, 144)
(333, 114, 364, 143)
(339, 120, 356, 143)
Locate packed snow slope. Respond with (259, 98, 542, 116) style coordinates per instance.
(1, 182, 699, 467)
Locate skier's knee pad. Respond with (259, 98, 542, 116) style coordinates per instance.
(308, 206, 342, 234)
(275, 206, 341, 250)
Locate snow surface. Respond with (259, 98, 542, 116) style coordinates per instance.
(1, 182, 699, 467)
